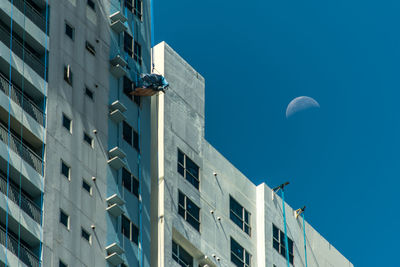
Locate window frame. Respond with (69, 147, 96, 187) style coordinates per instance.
(65, 22, 75, 40)
(61, 160, 70, 180)
(82, 179, 92, 195)
(122, 121, 140, 152)
(59, 260, 68, 267)
(134, 41, 142, 65)
(64, 65, 73, 86)
(81, 227, 92, 244)
(85, 41, 96, 55)
(229, 196, 251, 236)
(230, 237, 251, 267)
(178, 190, 200, 231)
(172, 240, 194, 267)
(87, 0, 95, 10)
(85, 87, 94, 100)
(121, 215, 139, 245)
(83, 132, 93, 147)
(62, 113, 72, 133)
(122, 168, 139, 198)
(60, 209, 70, 229)
(177, 149, 200, 190)
(123, 32, 133, 58)
(272, 224, 294, 265)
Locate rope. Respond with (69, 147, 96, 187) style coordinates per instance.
(302, 213, 308, 267)
(281, 189, 291, 267)
(5, 1, 15, 265)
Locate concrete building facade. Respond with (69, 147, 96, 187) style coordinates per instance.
(151, 42, 354, 267)
(1, 0, 153, 266)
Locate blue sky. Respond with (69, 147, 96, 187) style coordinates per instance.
(155, 0, 400, 266)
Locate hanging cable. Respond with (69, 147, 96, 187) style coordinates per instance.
(302, 213, 308, 267)
(281, 189, 291, 267)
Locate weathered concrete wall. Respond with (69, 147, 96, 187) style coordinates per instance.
(153, 41, 353, 267)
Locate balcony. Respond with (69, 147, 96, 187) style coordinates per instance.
(0, 21, 47, 80)
(0, 224, 40, 267)
(0, 172, 41, 224)
(0, 122, 43, 175)
(8, 0, 49, 34)
(0, 73, 45, 126)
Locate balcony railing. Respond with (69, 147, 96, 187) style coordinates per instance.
(0, 73, 45, 126)
(0, 225, 40, 267)
(0, 123, 43, 174)
(0, 172, 41, 224)
(0, 22, 47, 80)
(8, 0, 49, 34)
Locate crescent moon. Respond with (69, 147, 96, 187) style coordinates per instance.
(286, 96, 320, 118)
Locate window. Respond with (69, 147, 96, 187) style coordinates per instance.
(81, 228, 91, 243)
(82, 180, 92, 194)
(83, 132, 93, 147)
(178, 191, 200, 231)
(124, 33, 133, 57)
(134, 41, 142, 65)
(61, 161, 70, 179)
(87, 0, 95, 10)
(59, 260, 68, 267)
(172, 240, 193, 267)
(121, 215, 139, 244)
(125, 0, 142, 19)
(122, 168, 139, 198)
(64, 65, 73, 86)
(273, 224, 294, 265)
(123, 76, 134, 99)
(123, 121, 139, 151)
(85, 41, 96, 55)
(60, 210, 69, 228)
(177, 150, 200, 190)
(62, 114, 72, 132)
(230, 196, 251, 236)
(65, 23, 74, 40)
(85, 87, 94, 100)
(231, 238, 251, 267)
(134, 95, 141, 106)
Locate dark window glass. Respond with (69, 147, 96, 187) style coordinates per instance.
(134, 41, 142, 65)
(81, 228, 91, 242)
(85, 87, 94, 99)
(86, 41, 96, 55)
(229, 196, 251, 236)
(133, 130, 139, 151)
(123, 76, 133, 99)
(134, 0, 142, 19)
(83, 132, 93, 146)
(121, 215, 130, 239)
(122, 168, 139, 198)
(60, 210, 69, 228)
(172, 240, 193, 267)
(134, 95, 141, 106)
(177, 150, 199, 189)
(62, 114, 71, 131)
(272, 224, 294, 265)
(65, 23, 74, 40)
(123, 121, 133, 145)
(121, 215, 139, 244)
(178, 191, 200, 231)
(231, 238, 251, 267)
(59, 260, 68, 267)
(64, 65, 73, 85)
(61, 161, 70, 179)
(125, 0, 133, 11)
(82, 180, 91, 194)
(124, 33, 133, 57)
(87, 0, 95, 10)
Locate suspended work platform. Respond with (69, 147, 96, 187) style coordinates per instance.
(130, 73, 169, 96)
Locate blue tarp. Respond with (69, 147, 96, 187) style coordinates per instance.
(140, 74, 169, 92)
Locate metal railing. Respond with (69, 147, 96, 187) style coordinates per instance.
(0, 73, 45, 126)
(0, 225, 40, 267)
(8, 0, 48, 34)
(0, 172, 41, 224)
(0, 22, 47, 79)
(0, 123, 43, 174)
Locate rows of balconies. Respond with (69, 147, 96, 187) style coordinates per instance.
(0, 171, 41, 224)
(0, 122, 43, 174)
(0, 73, 45, 126)
(0, 20, 47, 80)
(0, 224, 40, 267)
(8, 0, 49, 34)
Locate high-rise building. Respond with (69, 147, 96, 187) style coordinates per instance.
(0, 0, 152, 266)
(151, 42, 354, 267)
(0, 1, 352, 267)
